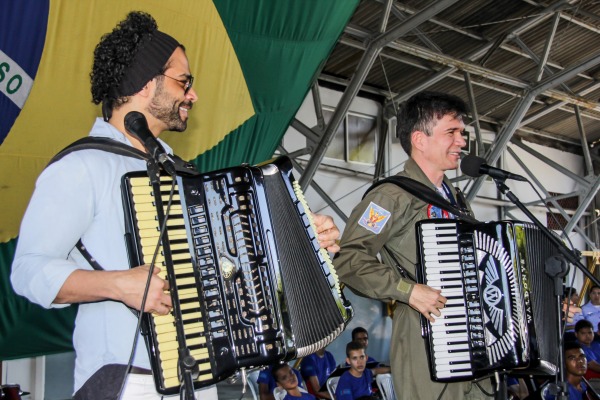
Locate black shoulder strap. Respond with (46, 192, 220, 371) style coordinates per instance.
(49, 136, 199, 271)
(47, 136, 200, 176)
(47, 137, 149, 167)
(363, 175, 479, 224)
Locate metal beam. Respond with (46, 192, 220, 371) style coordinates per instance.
(378, 0, 394, 34)
(534, 11, 561, 82)
(466, 51, 600, 199)
(386, 0, 574, 105)
(575, 106, 594, 175)
(299, 0, 459, 188)
(510, 138, 589, 186)
(291, 118, 320, 145)
(311, 83, 326, 132)
(506, 147, 595, 247)
(379, 0, 593, 81)
(565, 176, 600, 235)
(464, 71, 484, 156)
(342, 24, 600, 123)
(519, 81, 600, 127)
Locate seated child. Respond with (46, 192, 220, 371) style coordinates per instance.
(300, 347, 336, 399)
(272, 363, 316, 400)
(335, 341, 376, 400)
(574, 319, 600, 380)
(258, 363, 305, 400)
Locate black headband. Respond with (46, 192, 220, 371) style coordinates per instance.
(118, 29, 180, 97)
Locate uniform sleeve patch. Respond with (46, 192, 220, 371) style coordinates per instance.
(358, 202, 391, 234)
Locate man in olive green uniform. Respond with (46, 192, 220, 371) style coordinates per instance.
(335, 91, 492, 399)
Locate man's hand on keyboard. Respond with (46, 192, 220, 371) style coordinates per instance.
(312, 212, 341, 253)
(409, 284, 446, 322)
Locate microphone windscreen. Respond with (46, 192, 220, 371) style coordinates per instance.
(460, 154, 486, 177)
(124, 111, 150, 141)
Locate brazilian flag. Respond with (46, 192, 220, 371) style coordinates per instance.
(0, 0, 358, 359)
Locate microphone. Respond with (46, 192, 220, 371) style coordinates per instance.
(124, 111, 176, 176)
(460, 154, 527, 182)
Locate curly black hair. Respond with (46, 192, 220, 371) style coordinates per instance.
(90, 11, 158, 116)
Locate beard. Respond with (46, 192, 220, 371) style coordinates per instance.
(147, 81, 190, 132)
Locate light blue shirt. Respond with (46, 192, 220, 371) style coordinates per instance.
(577, 302, 600, 332)
(11, 118, 170, 392)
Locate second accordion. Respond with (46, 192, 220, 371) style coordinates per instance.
(416, 219, 559, 382)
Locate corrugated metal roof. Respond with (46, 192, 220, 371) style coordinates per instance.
(320, 0, 600, 147)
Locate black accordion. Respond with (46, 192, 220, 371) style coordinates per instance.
(121, 156, 353, 395)
(416, 219, 559, 382)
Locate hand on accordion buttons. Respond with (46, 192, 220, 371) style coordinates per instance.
(119, 265, 173, 315)
(409, 284, 447, 322)
(562, 301, 582, 324)
(311, 212, 341, 253)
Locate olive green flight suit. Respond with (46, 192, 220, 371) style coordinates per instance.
(335, 158, 491, 400)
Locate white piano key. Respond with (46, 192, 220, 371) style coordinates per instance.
(432, 333, 469, 344)
(421, 224, 456, 232)
(435, 370, 473, 379)
(439, 289, 465, 296)
(433, 343, 470, 352)
(431, 327, 468, 335)
(431, 318, 467, 327)
(434, 353, 472, 363)
(422, 237, 458, 244)
(435, 362, 472, 371)
(423, 245, 459, 253)
(423, 262, 462, 270)
(424, 254, 459, 262)
(426, 273, 463, 280)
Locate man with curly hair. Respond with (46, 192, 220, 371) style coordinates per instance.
(10, 10, 341, 400)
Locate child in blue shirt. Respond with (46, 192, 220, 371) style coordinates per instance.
(272, 363, 316, 400)
(335, 341, 375, 400)
(258, 364, 305, 400)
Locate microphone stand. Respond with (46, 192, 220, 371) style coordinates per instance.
(143, 159, 198, 400)
(493, 177, 600, 400)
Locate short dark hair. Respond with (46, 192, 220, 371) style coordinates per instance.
(271, 363, 289, 382)
(575, 319, 593, 333)
(346, 340, 365, 357)
(565, 341, 582, 352)
(351, 327, 368, 341)
(563, 286, 576, 299)
(396, 91, 468, 156)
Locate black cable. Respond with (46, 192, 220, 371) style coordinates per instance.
(436, 383, 448, 400)
(475, 379, 495, 397)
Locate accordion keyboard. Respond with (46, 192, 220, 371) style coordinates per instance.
(122, 157, 352, 395)
(416, 219, 557, 383)
(419, 222, 485, 380)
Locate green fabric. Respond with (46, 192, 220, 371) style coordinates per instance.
(0, 239, 77, 359)
(0, 0, 359, 359)
(192, 0, 359, 172)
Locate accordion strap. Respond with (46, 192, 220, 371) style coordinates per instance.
(363, 175, 479, 224)
(47, 136, 198, 271)
(363, 175, 479, 283)
(47, 136, 199, 176)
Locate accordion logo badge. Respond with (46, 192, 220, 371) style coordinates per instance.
(359, 202, 391, 234)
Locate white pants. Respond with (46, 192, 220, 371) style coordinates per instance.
(121, 374, 218, 400)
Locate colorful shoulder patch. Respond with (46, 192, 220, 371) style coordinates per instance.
(358, 202, 391, 234)
(427, 204, 450, 219)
